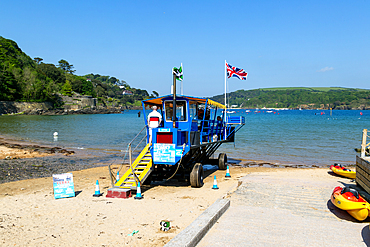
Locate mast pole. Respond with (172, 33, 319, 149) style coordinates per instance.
(224, 60, 227, 140)
(173, 71, 177, 128)
(181, 63, 183, 95)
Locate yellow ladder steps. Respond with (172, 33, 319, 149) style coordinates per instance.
(115, 144, 153, 189)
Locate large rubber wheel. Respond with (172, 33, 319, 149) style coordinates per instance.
(190, 163, 204, 188)
(218, 153, 227, 170)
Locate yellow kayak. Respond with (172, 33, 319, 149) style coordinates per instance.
(330, 164, 356, 179)
(331, 186, 370, 221)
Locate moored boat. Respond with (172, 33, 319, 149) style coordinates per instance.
(330, 163, 356, 179)
(331, 186, 370, 221)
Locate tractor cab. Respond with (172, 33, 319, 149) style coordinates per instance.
(142, 95, 244, 167)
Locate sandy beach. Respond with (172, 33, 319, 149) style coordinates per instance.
(0, 160, 271, 246)
(0, 141, 275, 246)
(0, 141, 357, 246)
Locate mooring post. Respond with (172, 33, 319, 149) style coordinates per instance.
(361, 129, 367, 158)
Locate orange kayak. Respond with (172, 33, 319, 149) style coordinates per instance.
(330, 163, 356, 179)
(331, 186, 370, 221)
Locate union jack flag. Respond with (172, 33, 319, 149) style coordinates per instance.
(226, 61, 248, 80)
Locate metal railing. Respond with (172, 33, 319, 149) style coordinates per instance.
(109, 126, 147, 187)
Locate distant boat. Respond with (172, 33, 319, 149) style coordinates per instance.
(266, 110, 273, 113)
(227, 110, 236, 113)
(245, 110, 250, 113)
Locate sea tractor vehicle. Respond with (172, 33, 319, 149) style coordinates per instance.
(106, 76, 245, 198)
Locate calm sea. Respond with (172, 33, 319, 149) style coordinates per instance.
(0, 110, 368, 167)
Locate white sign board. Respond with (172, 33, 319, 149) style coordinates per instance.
(53, 173, 75, 199)
(153, 143, 176, 163)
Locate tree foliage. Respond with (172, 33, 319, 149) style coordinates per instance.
(61, 80, 73, 96)
(38, 63, 66, 88)
(57, 59, 75, 74)
(0, 37, 150, 107)
(82, 73, 149, 105)
(0, 36, 57, 103)
(211, 88, 370, 109)
(0, 37, 161, 108)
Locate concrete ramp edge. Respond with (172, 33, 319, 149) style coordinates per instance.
(164, 198, 230, 247)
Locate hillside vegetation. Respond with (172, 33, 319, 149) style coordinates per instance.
(211, 88, 370, 110)
(2, 37, 370, 110)
(0, 36, 153, 107)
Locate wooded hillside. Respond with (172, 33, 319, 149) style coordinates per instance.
(210, 88, 370, 110)
(0, 36, 152, 107)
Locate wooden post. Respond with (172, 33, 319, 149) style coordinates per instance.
(361, 129, 367, 158)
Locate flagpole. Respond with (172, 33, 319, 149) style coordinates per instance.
(225, 60, 227, 109)
(181, 63, 183, 95)
(224, 60, 227, 140)
(173, 69, 177, 129)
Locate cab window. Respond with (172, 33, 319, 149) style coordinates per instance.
(189, 102, 198, 120)
(165, 101, 187, 121)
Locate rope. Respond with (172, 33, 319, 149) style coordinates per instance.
(165, 144, 186, 181)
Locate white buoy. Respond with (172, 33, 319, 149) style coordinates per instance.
(53, 132, 58, 136)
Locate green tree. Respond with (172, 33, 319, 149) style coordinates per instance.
(38, 63, 66, 88)
(0, 69, 19, 100)
(34, 57, 43, 64)
(61, 80, 73, 96)
(58, 59, 75, 74)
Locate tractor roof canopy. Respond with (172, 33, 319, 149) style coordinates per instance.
(142, 94, 226, 109)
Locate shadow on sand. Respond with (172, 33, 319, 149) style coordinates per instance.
(138, 165, 220, 194)
(362, 225, 370, 246)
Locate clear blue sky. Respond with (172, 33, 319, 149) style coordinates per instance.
(1, 1, 369, 97)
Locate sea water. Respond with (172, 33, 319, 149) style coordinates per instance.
(0, 109, 368, 167)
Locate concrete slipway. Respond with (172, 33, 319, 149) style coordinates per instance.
(166, 169, 370, 247)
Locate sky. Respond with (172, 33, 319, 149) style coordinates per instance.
(1, 1, 369, 97)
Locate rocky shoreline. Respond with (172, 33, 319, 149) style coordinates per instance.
(0, 100, 142, 116)
(0, 153, 124, 184)
(22, 107, 123, 115)
(0, 155, 121, 184)
(0, 141, 75, 157)
(0, 140, 124, 184)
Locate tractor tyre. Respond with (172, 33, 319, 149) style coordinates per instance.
(218, 153, 227, 170)
(190, 163, 204, 188)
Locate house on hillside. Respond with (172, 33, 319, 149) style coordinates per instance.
(122, 90, 133, 95)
